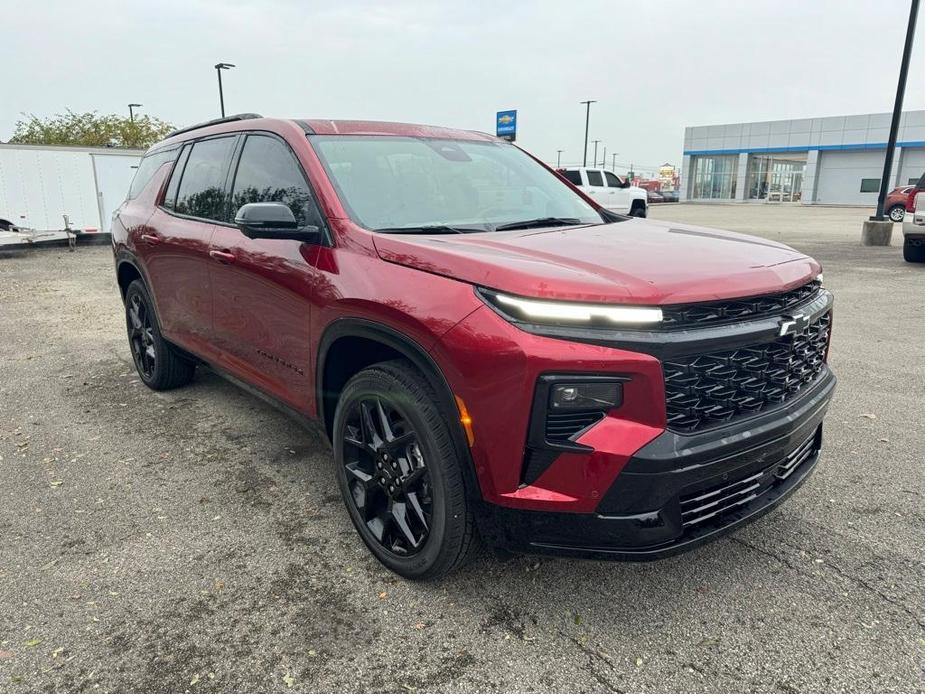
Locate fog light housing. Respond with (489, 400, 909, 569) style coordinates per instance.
(549, 381, 623, 411)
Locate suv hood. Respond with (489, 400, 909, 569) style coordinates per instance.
(372, 218, 820, 305)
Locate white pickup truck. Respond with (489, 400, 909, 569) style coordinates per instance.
(558, 166, 648, 217)
(903, 188, 925, 263)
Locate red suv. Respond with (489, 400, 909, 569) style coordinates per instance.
(112, 114, 835, 578)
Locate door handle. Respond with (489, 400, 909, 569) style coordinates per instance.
(209, 249, 236, 264)
(140, 233, 161, 246)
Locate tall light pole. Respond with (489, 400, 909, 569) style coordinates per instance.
(874, 0, 919, 221)
(128, 104, 142, 122)
(556, 150, 564, 168)
(611, 153, 619, 171)
(580, 100, 596, 167)
(602, 146, 607, 170)
(214, 62, 235, 117)
(592, 140, 601, 169)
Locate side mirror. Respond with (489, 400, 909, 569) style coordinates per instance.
(234, 202, 321, 242)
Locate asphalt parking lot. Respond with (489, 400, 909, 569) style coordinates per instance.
(1, 205, 923, 694)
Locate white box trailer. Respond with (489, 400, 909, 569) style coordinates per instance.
(0, 143, 143, 245)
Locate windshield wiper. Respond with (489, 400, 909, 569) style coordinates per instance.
(493, 217, 584, 231)
(375, 225, 486, 235)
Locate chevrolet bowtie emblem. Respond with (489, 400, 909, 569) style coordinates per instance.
(779, 313, 810, 337)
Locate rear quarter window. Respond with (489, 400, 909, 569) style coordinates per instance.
(127, 148, 177, 200)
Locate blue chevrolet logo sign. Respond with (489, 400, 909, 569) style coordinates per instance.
(496, 110, 517, 141)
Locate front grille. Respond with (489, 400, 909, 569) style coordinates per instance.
(545, 411, 604, 442)
(661, 280, 822, 329)
(664, 311, 831, 432)
(680, 431, 818, 528)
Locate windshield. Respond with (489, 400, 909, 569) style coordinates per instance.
(310, 136, 604, 231)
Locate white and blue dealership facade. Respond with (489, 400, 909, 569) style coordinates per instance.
(681, 109, 925, 205)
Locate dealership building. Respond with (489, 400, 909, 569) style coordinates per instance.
(680, 109, 925, 204)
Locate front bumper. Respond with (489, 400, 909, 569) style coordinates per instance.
(475, 369, 835, 560)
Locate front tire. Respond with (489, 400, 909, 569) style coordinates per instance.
(332, 360, 477, 579)
(888, 205, 906, 223)
(124, 280, 195, 390)
(630, 201, 647, 218)
(903, 238, 925, 263)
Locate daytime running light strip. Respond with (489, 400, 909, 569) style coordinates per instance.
(495, 293, 663, 324)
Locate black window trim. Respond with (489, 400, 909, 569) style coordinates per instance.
(224, 130, 331, 246)
(157, 132, 241, 227)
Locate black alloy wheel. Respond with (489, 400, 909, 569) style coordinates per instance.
(341, 397, 432, 555)
(332, 360, 478, 579)
(123, 279, 195, 390)
(127, 292, 156, 380)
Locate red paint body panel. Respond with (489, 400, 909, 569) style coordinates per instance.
(111, 117, 831, 524)
(374, 220, 820, 305)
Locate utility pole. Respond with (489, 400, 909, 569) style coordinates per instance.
(863, 0, 919, 244)
(602, 146, 607, 170)
(592, 140, 601, 169)
(612, 153, 618, 171)
(128, 104, 142, 122)
(878, 0, 918, 221)
(214, 62, 235, 117)
(556, 150, 564, 168)
(580, 100, 596, 167)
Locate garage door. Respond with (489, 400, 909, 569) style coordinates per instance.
(898, 147, 925, 187)
(815, 150, 887, 205)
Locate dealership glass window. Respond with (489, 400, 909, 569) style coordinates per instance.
(746, 154, 806, 202)
(859, 178, 881, 193)
(690, 155, 737, 199)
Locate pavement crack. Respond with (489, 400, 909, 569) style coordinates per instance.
(731, 536, 925, 630)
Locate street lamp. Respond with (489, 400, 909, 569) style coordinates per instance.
(214, 62, 235, 118)
(862, 0, 919, 246)
(556, 150, 564, 168)
(128, 103, 142, 122)
(592, 140, 601, 169)
(579, 100, 596, 167)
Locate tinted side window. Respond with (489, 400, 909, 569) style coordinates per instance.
(586, 170, 604, 187)
(604, 172, 623, 188)
(230, 135, 316, 227)
(561, 170, 582, 185)
(127, 148, 177, 200)
(175, 137, 236, 220)
(162, 144, 191, 210)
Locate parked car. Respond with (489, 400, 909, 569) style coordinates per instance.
(659, 189, 680, 203)
(113, 114, 835, 579)
(647, 189, 665, 204)
(902, 187, 925, 262)
(557, 167, 647, 216)
(886, 185, 915, 222)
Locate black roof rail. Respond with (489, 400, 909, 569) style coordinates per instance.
(165, 113, 264, 139)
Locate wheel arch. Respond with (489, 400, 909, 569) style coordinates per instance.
(316, 318, 482, 501)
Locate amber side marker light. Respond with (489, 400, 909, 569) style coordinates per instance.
(454, 395, 475, 446)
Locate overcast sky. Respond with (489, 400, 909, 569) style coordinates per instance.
(2, 0, 923, 175)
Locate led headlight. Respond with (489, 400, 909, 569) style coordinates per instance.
(479, 288, 663, 326)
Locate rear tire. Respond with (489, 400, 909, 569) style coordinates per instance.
(903, 238, 925, 263)
(124, 280, 195, 390)
(332, 360, 478, 579)
(888, 205, 906, 223)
